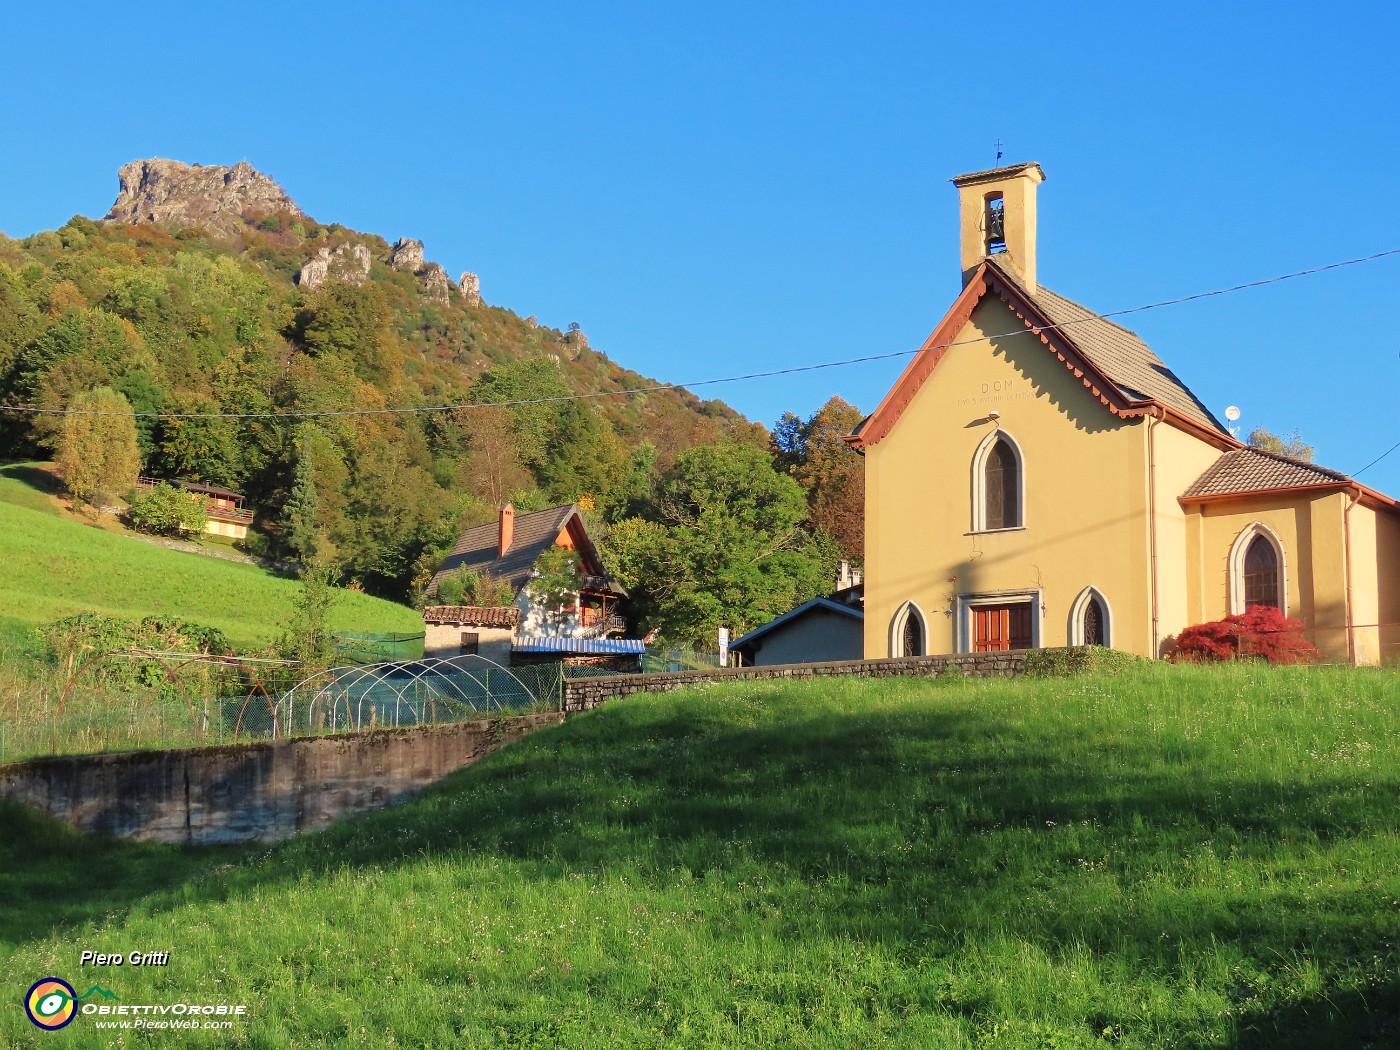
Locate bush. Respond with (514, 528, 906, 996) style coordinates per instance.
(128, 483, 207, 537)
(435, 567, 514, 607)
(41, 612, 231, 689)
(1173, 606, 1320, 665)
(1023, 645, 1141, 678)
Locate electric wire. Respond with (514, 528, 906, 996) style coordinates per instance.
(1353, 439, 1400, 479)
(1, 246, 1398, 422)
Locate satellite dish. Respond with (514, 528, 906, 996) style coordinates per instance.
(1225, 406, 1241, 422)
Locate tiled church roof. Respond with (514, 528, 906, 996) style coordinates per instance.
(1183, 447, 1351, 499)
(988, 257, 1226, 434)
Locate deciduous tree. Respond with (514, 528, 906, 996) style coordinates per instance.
(56, 387, 141, 510)
(771, 396, 865, 559)
(607, 442, 837, 646)
(1247, 426, 1314, 462)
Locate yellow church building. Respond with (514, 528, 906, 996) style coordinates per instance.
(849, 162, 1400, 664)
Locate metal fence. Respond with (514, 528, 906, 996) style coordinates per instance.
(0, 654, 565, 764)
(641, 648, 725, 673)
(332, 631, 426, 664)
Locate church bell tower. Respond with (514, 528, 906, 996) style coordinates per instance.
(951, 162, 1046, 293)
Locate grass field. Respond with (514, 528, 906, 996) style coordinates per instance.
(0, 463, 423, 654)
(2, 664, 1397, 1047)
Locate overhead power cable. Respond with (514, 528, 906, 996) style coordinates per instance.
(1, 246, 1398, 421)
(1353, 439, 1400, 479)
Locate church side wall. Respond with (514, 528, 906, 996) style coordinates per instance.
(1193, 491, 1349, 661)
(1375, 508, 1400, 665)
(1347, 503, 1400, 665)
(1150, 423, 1235, 654)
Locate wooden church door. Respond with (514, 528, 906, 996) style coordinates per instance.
(972, 603, 1033, 651)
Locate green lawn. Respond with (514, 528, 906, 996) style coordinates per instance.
(2, 664, 1397, 1047)
(0, 463, 423, 654)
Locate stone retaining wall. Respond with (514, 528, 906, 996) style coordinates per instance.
(2, 651, 1038, 844)
(0, 713, 561, 845)
(563, 650, 1030, 712)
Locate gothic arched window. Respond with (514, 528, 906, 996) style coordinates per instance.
(1082, 596, 1104, 646)
(892, 603, 926, 658)
(973, 432, 1024, 532)
(1243, 535, 1281, 610)
(1068, 587, 1111, 648)
(1229, 523, 1287, 615)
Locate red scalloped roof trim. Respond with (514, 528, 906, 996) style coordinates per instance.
(851, 264, 1138, 448)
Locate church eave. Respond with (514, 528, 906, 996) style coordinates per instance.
(849, 262, 1242, 453)
(1178, 481, 1351, 508)
(983, 268, 1141, 419)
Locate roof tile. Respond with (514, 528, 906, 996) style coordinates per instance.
(422, 606, 521, 627)
(1182, 447, 1350, 499)
(988, 257, 1226, 433)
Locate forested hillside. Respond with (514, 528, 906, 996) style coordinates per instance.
(0, 161, 864, 641)
(0, 163, 765, 593)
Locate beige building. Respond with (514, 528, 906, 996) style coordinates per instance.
(423, 503, 641, 669)
(850, 163, 1400, 664)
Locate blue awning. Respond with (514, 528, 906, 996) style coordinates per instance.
(514, 636, 647, 655)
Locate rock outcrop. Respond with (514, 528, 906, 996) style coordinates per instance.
(388, 237, 425, 271)
(296, 244, 372, 289)
(421, 263, 451, 305)
(389, 237, 454, 304)
(104, 159, 302, 235)
(104, 160, 479, 310)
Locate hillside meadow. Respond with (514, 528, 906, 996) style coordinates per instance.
(0, 462, 423, 655)
(2, 665, 1398, 1048)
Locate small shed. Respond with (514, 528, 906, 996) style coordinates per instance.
(730, 597, 864, 667)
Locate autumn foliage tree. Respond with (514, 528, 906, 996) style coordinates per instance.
(56, 387, 142, 510)
(772, 396, 865, 559)
(1174, 606, 1320, 664)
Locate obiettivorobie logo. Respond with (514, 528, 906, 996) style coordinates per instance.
(24, 978, 120, 1031)
(22, 976, 247, 1032)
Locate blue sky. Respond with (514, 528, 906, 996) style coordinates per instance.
(5, 2, 1400, 492)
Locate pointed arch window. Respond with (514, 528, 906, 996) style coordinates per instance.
(972, 431, 1024, 532)
(891, 603, 926, 658)
(1229, 524, 1286, 615)
(1068, 587, 1112, 648)
(1082, 598, 1104, 645)
(1243, 536, 1280, 610)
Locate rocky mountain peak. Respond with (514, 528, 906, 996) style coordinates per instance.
(104, 158, 303, 235)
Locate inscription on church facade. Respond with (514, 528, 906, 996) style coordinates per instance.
(956, 379, 1034, 408)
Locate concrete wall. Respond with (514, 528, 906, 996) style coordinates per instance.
(2, 651, 1037, 844)
(423, 623, 514, 663)
(0, 714, 561, 845)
